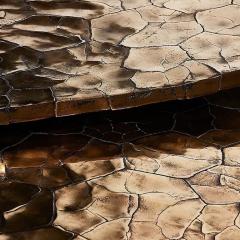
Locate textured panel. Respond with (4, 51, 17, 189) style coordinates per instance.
(0, 88, 240, 239)
(1, 1, 240, 123)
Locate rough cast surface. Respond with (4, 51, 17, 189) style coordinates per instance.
(1, 88, 240, 239)
(1, 0, 240, 123)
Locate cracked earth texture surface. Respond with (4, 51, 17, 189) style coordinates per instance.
(1, 0, 240, 123)
(0, 87, 240, 239)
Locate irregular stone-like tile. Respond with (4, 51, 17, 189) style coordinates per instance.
(199, 204, 239, 234)
(7, 166, 72, 188)
(133, 193, 181, 222)
(30, 0, 121, 19)
(130, 222, 168, 240)
(130, 71, 169, 88)
(92, 10, 147, 44)
(63, 138, 122, 163)
(209, 166, 240, 181)
(220, 175, 240, 191)
(197, 5, 240, 35)
(201, 129, 239, 147)
(163, 0, 230, 13)
(181, 32, 240, 72)
(137, 5, 176, 22)
(0, 9, 33, 27)
(1, 189, 53, 232)
(157, 199, 205, 239)
(5, 70, 64, 90)
(82, 218, 130, 240)
(192, 185, 240, 204)
(130, 66, 191, 89)
(92, 170, 197, 199)
(182, 61, 218, 82)
(224, 144, 240, 166)
(0, 48, 39, 76)
(133, 132, 221, 160)
(65, 158, 124, 181)
(86, 41, 129, 64)
(55, 182, 137, 234)
(215, 226, 240, 240)
(12, 15, 90, 40)
(0, 29, 81, 52)
(54, 210, 104, 235)
(122, 21, 202, 47)
(187, 170, 220, 187)
(0, 227, 74, 240)
(41, 46, 87, 75)
(0, 182, 39, 213)
(125, 46, 189, 72)
(125, 132, 221, 178)
(183, 220, 205, 240)
(3, 134, 90, 168)
(87, 184, 138, 220)
(56, 182, 92, 211)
